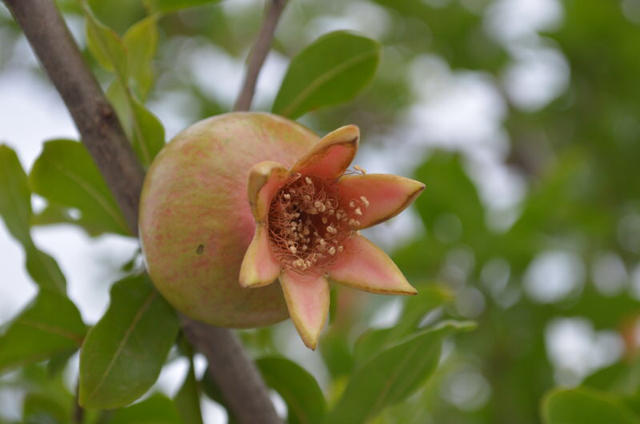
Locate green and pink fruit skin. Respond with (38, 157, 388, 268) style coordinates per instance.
(139, 112, 318, 328)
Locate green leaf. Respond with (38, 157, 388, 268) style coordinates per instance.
(354, 284, 453, 365)
(256, 356, 327, 424)
(109, 393, 182, 424)
(145, 0, 221, 13)
(542, 387, 640, 424)
(0, 290, 85, 374)
(29, 139, 129, 236)
(0, 144, 66, 294)
(0, 144, 31, 245)
(326, 321, 475, 424)
(175, 358, 204, 424)
(85, 5, 128, 78)
(123, 15, 158, 99)
(272, 31, 380, 119)
(131, 98, 165, 167)
(105, 81, 165, 167)
(79, 274, 179, 409)
(23, 392, 70, 424)
(24, 245, 68, 294)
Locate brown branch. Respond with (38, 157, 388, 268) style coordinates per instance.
(181, 319, 281, 422)
(233, 0, 288, 111)
(3, 1, 281, 423)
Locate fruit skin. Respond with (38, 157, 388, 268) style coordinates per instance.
(139, 112, 319, 328)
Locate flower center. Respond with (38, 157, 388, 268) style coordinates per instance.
(268, 174, 368, 273)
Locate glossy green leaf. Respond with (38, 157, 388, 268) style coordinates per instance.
(79, 274, 179, 409)
(145, 0, 221, 13)
(272, 31, 380, 119)
(256, 356, 327, 424)
(175, 358, 204, 424)
(543, 387, 640, 424)
(131, 98, 165, 167)
(0, 290, 85, 374)
(110, 393, 182, 424)
(0, 144, 66, 293)
(29, 139, 129, 236)
(85, 5, 128, 78)
(123, 15, 158, 99)
(326, 321, 475, 424)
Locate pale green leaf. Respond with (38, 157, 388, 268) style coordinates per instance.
(131, 99, 165, 167)
(123, 15, 158, 99)
(85, 5, 128, 78)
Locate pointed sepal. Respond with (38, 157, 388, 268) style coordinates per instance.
(280, 271, 330, 350)
(328, 234, 417, 295)
(239, 224, 280, 288)
(337, 174, 424, 229)
(291, 125, 359, 179)
(248, 161, 289, 222)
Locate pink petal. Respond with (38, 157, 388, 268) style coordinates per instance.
(239, 224, 280, 288)
(328, 234, 417, 295)
(291, 125, 359, 179)
(337, 174, 425, 228)
(280, 271, 330, 350)
(248, 161, 289, 222)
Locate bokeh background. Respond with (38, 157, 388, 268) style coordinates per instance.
(2, 0, 640, 422)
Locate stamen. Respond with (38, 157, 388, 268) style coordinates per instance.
(268, 173, 362, 273)
(354, 165, 367, 174)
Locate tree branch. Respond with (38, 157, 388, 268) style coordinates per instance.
(233, 0, 288, 111)
(3, 1, 281, 423)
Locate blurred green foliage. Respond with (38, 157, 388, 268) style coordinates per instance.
(1, 0, 640, 423)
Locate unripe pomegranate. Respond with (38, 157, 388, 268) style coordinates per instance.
(139, 112, 424, 349)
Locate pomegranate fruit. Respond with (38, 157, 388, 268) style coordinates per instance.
(139, 112, 424, 348)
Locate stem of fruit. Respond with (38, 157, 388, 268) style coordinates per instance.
(3, 1, 282, 423)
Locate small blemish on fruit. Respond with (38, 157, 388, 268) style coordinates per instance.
(196, 244, 204, 254)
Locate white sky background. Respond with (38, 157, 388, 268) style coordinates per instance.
(0, 0, 627, 421)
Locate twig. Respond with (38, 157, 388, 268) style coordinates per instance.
(3, 1, 281, 423)
(233, 0, 288, 111)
